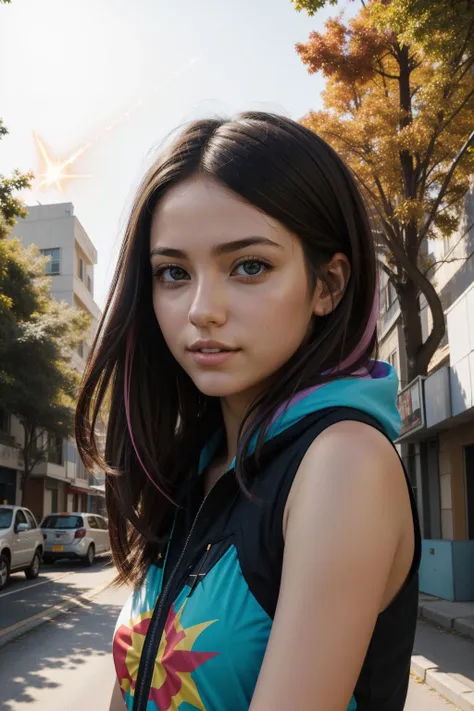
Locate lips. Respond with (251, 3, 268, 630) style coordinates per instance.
(188, 340, 237, 353)
(188, 341, 240, 366)
(197, 347, 230, 354)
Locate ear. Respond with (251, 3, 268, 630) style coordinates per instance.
(312, 253, 351, 317)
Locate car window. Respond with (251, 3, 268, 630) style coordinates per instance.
(25, 510, 37, 529)
(0, 508, 13, 529)
(98, 516, 107, 529)
(41, 515, 84, 529)
(15, 509, 28, 529)
(88, 516, 99, 529)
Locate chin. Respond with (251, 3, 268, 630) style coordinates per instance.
(191, 372, 259, 400)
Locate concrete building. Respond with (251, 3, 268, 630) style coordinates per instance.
(378, 186, 474, 601)
(0, 203, 105, 521)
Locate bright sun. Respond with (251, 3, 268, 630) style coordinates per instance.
(34, 132, 92, 193)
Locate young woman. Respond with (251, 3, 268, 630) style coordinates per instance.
(76, 112, 420, 711)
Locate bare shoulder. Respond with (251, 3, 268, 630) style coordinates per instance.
(284, 419, 407, 538)
(250, 420, 412, 710)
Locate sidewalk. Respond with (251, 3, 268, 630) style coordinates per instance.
(419, 594, 474, 641)
(411, 594, 474, 711)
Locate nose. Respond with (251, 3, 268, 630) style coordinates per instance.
(188, 275, 227, 328)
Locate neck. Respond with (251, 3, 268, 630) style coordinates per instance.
(219, 388, 262, 468)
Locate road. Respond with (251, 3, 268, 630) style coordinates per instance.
(0, 578, 126, 710)
(0, 557, 114, 632)
(0, 567, 459, 710)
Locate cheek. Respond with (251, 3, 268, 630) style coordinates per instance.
(242, 278, 313, 356)
(152, 292, 186, 353)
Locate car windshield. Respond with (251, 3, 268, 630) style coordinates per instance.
(0, 508, 13, 529)
(41, 515, 84, 529)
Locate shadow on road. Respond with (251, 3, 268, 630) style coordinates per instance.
(0, 584, 125, 710)
(0, 559, 116, 632)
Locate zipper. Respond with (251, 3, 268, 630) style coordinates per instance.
(187, 543, 212, 598)
(132, 474, 228, 711)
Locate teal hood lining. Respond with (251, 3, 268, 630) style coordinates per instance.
(198, 360, 401, 474)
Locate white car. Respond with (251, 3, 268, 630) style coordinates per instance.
(41, 512, 110, 566)
(0, 505, 44, 590)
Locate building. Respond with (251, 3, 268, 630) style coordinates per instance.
(378, 186, 474, 601)
(0, 203, 105, 521)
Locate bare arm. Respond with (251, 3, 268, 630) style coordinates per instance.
(249, 421, 409, 711)
(109, 679, 126, 711)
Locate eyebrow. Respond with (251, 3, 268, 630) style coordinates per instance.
(149, 236, 283, 259)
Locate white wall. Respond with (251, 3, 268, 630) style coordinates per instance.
(446, 282, 474, 417)
(9, 203, 102, 489)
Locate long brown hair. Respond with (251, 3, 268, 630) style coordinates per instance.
(75, 112, 378, 587)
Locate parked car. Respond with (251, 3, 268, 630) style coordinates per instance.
(0, 505, 44, 591)
(41, 513, 110, 566)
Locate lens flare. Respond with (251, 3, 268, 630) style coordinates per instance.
(33, 55, 202, 194)
(34, 132, 93, 193)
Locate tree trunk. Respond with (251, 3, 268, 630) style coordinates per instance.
(398, 281, 424, 381)
(397, 273, 446, 381)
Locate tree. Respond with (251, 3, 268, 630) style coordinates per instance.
(0, 117, 90, 502)
(293, 0, 474, 378)
(0, 121, 33, 240)
(0, 239, 90, 503)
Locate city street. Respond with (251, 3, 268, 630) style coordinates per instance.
(0, 563, 459, 711)
(0, 557, 115, 633)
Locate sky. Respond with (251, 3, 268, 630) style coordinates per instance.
(0, 0, 354, 309)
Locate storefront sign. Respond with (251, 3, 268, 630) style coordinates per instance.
(398, 376, 425, 437)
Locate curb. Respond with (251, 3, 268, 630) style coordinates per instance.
(418, 602, 474, 643)
(0, 578, 113, 650)
(411, 655, 474, 710)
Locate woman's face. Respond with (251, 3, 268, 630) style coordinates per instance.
(150, 175, 319, 403)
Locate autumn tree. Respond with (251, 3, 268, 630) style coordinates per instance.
(293, 0, 474, 378)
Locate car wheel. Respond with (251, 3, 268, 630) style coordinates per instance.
(25, 550, 41, 580)
(83, 544, 95, 567)
(0, 554, 10, 591)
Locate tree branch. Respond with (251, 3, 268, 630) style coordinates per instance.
(373, 67, 400, 81)
(424, 220, 474, 276)
(419, 128, 474, 242)
(378, 259, 396, 282)
(424, 255, 470, 276)
(436, 87, 474, 140)
(322, 131, 375, 166)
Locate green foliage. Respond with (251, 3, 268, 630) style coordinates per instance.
(291, 0, 339, 15)
(372, 0, 474, 60)
(0, 118, 90, 486)
(0, 248, 91, 485)
(0, 120, 33, 239)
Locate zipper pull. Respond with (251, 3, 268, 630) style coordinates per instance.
(187, 544, 212, 598)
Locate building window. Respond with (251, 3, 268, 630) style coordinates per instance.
(41, 248, 60, 275)
(0, 408, 9, 433)
(78, 258, 84, 281)
(48, 434, 63, 466)
(77, 458, 88, 481)
(388, 350, 398, 370)
(383, 281, 397, 313)
(87, 274, 92, 294)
